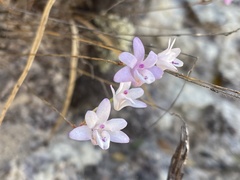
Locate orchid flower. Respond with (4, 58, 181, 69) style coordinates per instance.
(114, 37, 163, 87)
(69, 98, 129, 150)
(224, 0, 233, 5)
(110, 82, 147, 111)
(156, 38, 183, 72)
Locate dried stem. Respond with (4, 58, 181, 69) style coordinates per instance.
(167, 70, 240, 99)
(50, 20, 79, 135)
(167, 121, 189, 180)
(0, 0, 56, 125)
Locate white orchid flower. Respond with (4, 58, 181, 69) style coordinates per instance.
(110, 82, 147, 111)
(156, 38, 183, 72)
(69, 98, 129, 150)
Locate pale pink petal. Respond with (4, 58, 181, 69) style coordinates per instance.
(119, 52, 137, 69)
(110, 85, 116, 97)
(69, 126, 91, 141)
(164, 52, 176, 62)
(172, 58, 183, 67)
(133, 37, 145, 61)
(111, 85, 120, 111)
(112, 97, 122, 111)
(85, 111, 98, 128)
(113, 103, 121, 111)
(109, 131, 130, 143)
(96, 98, 111, 123)
(143, 51, 157, 68)
(116, 82, 131, 94)
(132, 70, 145, 87)
(95, 130, 103, 148)
(148, 66, 163, 79)
(114, 66, 135, 83)
(105, 118, 127, 131)
(157, 50, 168, 60)
(130, 100, 147, 108)
(96, 131, 110, 150)
(160, 49, 180, 62)
(114, 101, 131, 111)
(139, 69, 156, 84)
(91, 130, 98, 145)
(118, 99, 146, 110)
(127, 88, 144, 99)
(156, 59, 177, 71)
(171, 48, 181, 57)
(132, 81, 143, 87)
(124, 96, 135, 104)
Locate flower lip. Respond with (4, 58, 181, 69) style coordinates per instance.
(139, 64, 144, 68)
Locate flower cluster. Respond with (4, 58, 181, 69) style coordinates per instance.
(114, 37, 183, 87)
(69, 37, 183, 149)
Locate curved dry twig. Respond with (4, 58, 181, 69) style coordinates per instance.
(50, 19, 79, 135)
(0, 0, 56, 125)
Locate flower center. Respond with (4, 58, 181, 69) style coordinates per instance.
(99, 124, 105, 129)
(123, 90, 128, 94)
(139, 64, 144, 68)
(144, 76, 148, 80)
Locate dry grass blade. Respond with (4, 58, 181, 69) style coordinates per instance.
(45, 31, 121, 53)
(167, 123, 189, 180)
(50, 20, 79, 135)
(0, 0, 56, 125)
(28, 53, 119, 65)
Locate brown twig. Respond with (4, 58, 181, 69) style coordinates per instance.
(45, 31, 122, 54)
(167, 70, 240, 99)
(0, 0, 56, 125)
(30, 53, 119, 65)
(50, 20, 79, 135)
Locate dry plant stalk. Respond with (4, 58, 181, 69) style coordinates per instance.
(51, 20, 79, 134)
(29, 53, 119, 65)
(167, 70, 240, 99)
(45, 31, 121, 54)
(0, 0, 56, 125)
(167, 123, 189, 180)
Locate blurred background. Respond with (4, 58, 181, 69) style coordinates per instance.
(0, 0, 240, 179)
